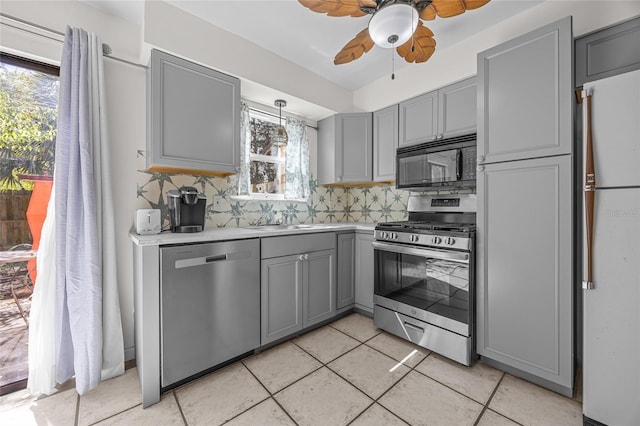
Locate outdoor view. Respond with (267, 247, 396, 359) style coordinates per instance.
(249, 113, 286, 196)
(0, 53, 59, 393)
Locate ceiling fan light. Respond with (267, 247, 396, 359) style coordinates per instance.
(368, 3, 419, 49)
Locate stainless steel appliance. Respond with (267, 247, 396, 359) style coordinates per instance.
(396, 134, 476, 191)
(581, 69, 640, 425)
(160, 239, 260, 389)
(374, 194, 476, 365)
(167, 186, 206, 233)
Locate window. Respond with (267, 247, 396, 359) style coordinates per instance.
(247, 109, 287, 198)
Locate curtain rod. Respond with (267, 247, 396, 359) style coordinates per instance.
(1, 13, 146, 69)
(248, 106, 318, 131)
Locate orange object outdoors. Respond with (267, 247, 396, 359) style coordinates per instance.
(25, 178, 53, 284)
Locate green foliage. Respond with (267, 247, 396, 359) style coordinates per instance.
(249, 117, 279, 186)
(0, 63, 58, 192)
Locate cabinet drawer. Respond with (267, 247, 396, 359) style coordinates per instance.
(261, 233, 335, 259)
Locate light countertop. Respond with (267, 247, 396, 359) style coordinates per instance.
(130, 222, 376, 246)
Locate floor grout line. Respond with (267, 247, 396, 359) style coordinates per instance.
(172, 390, 189, 426)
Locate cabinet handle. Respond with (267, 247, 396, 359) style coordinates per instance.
(299, 254, 306, 261)
(476, 165, 484, 172)
(477, 156, 485, 164)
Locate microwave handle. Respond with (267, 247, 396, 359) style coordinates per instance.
(456, 148, 462, 181)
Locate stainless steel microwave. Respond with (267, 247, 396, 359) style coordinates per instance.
(396, 134, 477, 190)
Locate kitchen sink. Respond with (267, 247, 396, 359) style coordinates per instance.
(246, 224, 314, 231)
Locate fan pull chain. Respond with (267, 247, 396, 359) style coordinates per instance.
(391, 44, 395, 80)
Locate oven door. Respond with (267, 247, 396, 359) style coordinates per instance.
(373, 241, 471, 336)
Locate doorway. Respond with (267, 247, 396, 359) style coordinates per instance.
(0, 52, 58, 395)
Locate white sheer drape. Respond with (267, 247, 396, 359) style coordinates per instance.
(237, 102, 251, 196)
(27, 26, 124, 396)
(285, 118, 310, 200)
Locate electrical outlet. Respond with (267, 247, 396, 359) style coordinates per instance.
(213, 196, 223, 209)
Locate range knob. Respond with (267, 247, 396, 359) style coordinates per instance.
(410, 234, 419, 243)
(445, 237, 456, 246)
(391, 232, 398, 240)
(431, 236, 443, 245)
(382, 231, 389, 239)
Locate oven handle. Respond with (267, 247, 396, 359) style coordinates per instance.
(372, 241, 469, 263)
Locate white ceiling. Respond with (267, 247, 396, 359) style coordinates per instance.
(83, 0, 543, 91)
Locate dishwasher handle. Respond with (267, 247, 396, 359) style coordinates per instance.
(175, 250, 252, 269)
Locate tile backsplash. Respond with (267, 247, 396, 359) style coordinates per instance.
(136, 169, 410, 229)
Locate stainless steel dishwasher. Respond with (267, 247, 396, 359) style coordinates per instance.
(160, 238, 260, 388)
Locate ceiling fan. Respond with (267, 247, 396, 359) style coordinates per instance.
(298, 0, 491, 65)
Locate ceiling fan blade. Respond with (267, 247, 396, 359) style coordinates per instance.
(334, 28, 375, 65)
(298, 0, 376, 18)
(396, 22, 436, 64)
(420, 0, 491, 20)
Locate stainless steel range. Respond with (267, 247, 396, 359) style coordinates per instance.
(373, 194, 476, 366)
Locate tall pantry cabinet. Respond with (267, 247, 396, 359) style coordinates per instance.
(476, 17, 574, 396)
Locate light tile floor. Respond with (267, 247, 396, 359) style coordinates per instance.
(0, 313, 583, 425)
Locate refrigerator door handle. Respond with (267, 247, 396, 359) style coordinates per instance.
(583, 89, 596, 290)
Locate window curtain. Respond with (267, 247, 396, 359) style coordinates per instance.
(237, 102, 251, 196)
(285, 118, 310, 200)
(28, 26, 124, 396)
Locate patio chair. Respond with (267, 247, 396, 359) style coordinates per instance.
(0, 243, 36, 325)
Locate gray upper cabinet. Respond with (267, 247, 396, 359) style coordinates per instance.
(399, 90, 438, 147)
(477, 18, 572, 163)
(438, 77, 477, 139)
(336, 233, 356, 310)
(575, 16, 640, 87)
(147, 49, 240, 175)
(373, 105, 399, 182)
(318, 113, 373, 184)
(399, 77, 477, 148)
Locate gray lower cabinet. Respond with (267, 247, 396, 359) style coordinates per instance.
(303, 249, 336, 327)
(261, 254, 303, 344)
(476, 155, 573, 396)
(336, 232, 356, 310)
(318, 113, 373, 184)
(147, 49, 240, 174)
(261, 233, 336, 345)
(373, 105, 399, 182)
(355, 231, 375, 313)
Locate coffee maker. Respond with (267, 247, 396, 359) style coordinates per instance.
(167, 186, 206, 233)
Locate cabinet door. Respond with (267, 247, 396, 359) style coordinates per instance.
(336, 233, 355, 310)
(477, 18, 572, 163)
(303, 249, 336, 328)
(148, 49, 240, 174)
(355, 232, 375, 313)
(438, 77, 476, 139)
(261, 255, 303, 344)
(337, 113, 373, 183)
(399, 91, 438, 147)
(373, 105, 399, 182)
(476, 155, 573, 393)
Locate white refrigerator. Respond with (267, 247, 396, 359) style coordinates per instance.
(582, 69, 640, 425)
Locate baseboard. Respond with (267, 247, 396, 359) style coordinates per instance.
(124, 346, 135, 362)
